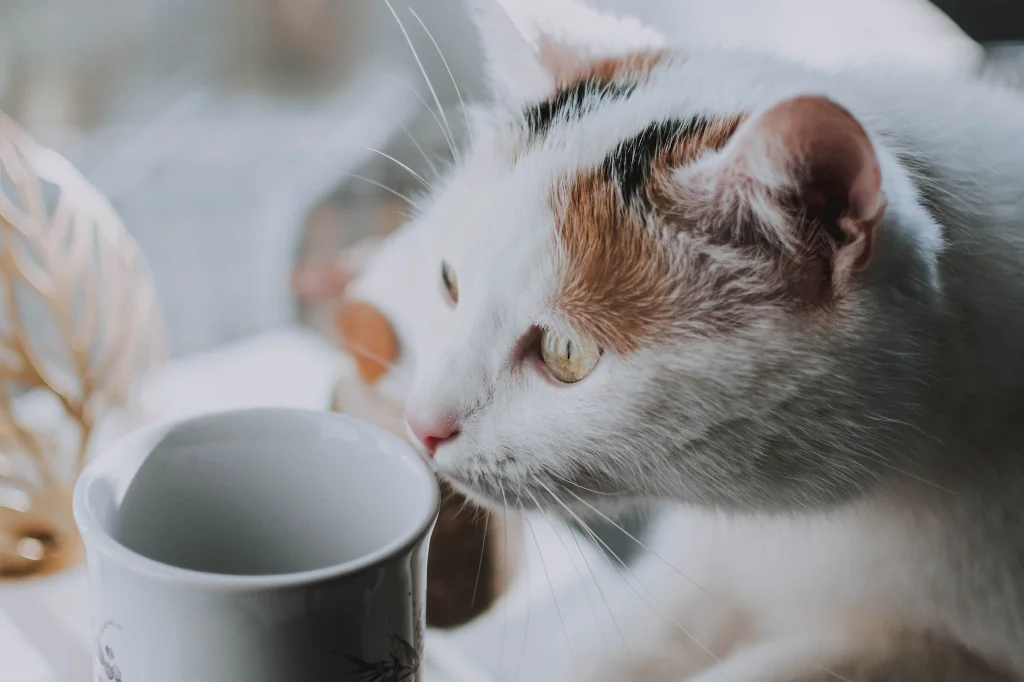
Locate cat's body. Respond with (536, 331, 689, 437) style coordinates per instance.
(566, 478, 1024, 681)
(348, 1, 1024, 679)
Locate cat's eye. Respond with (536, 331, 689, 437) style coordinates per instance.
(441, 261, 458, 304)
(540, 327, 601, 384)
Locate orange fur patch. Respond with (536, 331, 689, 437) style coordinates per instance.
(334, 299, 398, 384)
(538, 40, 667, 88)
(553, 170, 675, 354)
(512, 49, 670, 163)
(553, 115, 750, 353)
(571, 50, 667, 87)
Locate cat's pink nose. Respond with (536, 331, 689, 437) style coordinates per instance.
(406, 413, 459, 456)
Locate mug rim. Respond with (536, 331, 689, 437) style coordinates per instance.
(73, 407, 440, 590)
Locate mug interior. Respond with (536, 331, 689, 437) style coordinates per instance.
(80, 409, 437, 576)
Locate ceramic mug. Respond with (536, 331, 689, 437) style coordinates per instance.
(73, 407, 439, 682)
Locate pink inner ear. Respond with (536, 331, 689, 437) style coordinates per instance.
(770, 97, 882, 222)
(718, 95, 885, 273)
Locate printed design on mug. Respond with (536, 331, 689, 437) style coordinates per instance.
(95, 621, 124, 682)
(347, 633, 421, 682)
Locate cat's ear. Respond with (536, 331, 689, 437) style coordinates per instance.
(466, 0, 666, 102)
(466, 0, 552, 102)
(692, 96, 885, 286)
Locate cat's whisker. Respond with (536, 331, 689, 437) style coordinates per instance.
(551, 491, 862, 682)
(512, 581, 532, 680)
(885, 462, 954, 494)
(812, 663, 858, 682)
(542, 485, 732, 678)
(386, 208, 417, 224)
(452, 496, 476, 521)
(582, 527, 736, 681)
(569, 518, 630, 659)
(399, 122, 442, 180)
(827, 423, 953, 495)
(550, 470, 616, 496)
(546, 481, 722, 606)
(385, 74, 459, 160)
(408, 8, 473, 145)
(470, 512, 490, 610)
(358, 145, 433, 190)
(539, 512, 602, 628)
(342, 173, 417, 207)
(540, 504, 635, 664)
(334, 336, 412, 381)
(513, 502, 531, 681)
(498, 484, 510, 671)
(383, 0, 460, 163)
(861, 410, 934, 440)
(523, 501, 579, 682)
(859, 450, 956, 496)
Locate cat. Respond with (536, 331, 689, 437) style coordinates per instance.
(332, 0, 1024, 679)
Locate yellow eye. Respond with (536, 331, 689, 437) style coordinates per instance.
(540, 327, 601, 383)
(441, 261, 458, 304)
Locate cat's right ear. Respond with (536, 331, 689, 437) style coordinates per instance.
(465, 0, 556, 102)
(677, 96, 886, 297)
(466, 0, 667, 103)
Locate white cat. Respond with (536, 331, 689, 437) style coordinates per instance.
(344, 1, 1024, 679)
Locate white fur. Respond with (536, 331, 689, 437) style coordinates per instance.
(467, 0, 666, 101)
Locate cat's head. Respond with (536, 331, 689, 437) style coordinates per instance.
(403, 0, 941, 513)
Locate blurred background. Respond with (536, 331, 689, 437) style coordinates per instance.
(0, 0, 483, 357)
(2, 0, 1017, 359)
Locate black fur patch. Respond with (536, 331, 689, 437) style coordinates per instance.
(523, 78, 636, 139)
(602, 117, 715, 207)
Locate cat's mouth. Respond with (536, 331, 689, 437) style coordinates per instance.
(411, 425, 626, 513)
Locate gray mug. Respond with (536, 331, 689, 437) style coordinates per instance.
(73, 407, 439, 682)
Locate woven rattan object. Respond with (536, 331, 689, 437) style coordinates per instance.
(0, 112, 164, 579)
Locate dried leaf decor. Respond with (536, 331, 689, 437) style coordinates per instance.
(0, 111, 165, 579)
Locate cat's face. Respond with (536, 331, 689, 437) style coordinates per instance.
(403, 0, 930, 513)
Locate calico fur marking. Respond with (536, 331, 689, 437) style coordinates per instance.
(552, 169, 676, 354)
(574, 49, 667, 85)
(522, 50, 667, 140)
(552, 112, 754, 353)
(550, 97, 879, 353)
(523, 78, 636, 139)
(604, 114, 746, 208)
